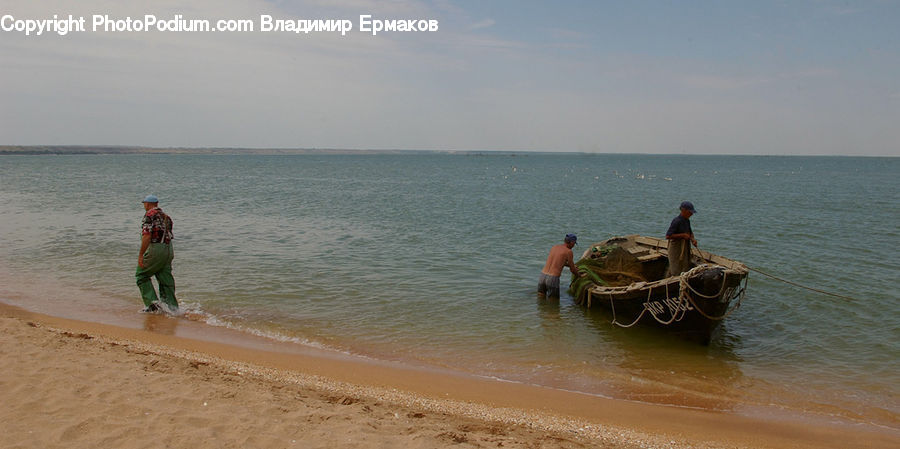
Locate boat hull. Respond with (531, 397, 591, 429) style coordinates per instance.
(572, 235, 749, 344)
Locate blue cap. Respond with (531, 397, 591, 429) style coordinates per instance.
(680, 201, 696, 213)
(142, 194, 159, 203)
(565, 233, 577, 244)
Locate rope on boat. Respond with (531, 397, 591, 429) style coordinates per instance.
(745, 265, 858, 302)
(608, 291, 646, 328)
(680, 268, 749, 321)
(679, 264, 729, 299)
(604, 261, 851, 328)
(607, 264, 746, 327)
(646, 282, 688, 325)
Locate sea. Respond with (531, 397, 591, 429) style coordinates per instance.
(0, 152, 897, 433)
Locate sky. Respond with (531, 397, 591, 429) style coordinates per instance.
(1, 0, 898, 156)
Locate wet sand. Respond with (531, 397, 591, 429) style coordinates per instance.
(1, 302, 896, 449)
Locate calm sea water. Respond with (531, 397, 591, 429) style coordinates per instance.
(1, 153, 897, 430)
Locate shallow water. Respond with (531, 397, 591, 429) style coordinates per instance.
(1, 152, 897, 430)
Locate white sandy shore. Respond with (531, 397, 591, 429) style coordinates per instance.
(1, 303, 896, 449)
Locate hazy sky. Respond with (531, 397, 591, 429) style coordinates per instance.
(1, 0, 898, 155)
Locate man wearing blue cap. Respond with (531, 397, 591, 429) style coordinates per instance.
(136, 194, 178, 313)
(665, 201, 698, 277)
(538, 234, 581, 298)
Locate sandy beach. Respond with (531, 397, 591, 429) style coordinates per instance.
(1, 302, 895, 449)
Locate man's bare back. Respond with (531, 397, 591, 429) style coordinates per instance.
(542, 243, 577, 277)
(538, 234, 580, 298)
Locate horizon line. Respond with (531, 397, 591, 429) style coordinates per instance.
(0, 145, 895, 158)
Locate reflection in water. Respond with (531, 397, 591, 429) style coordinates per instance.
(536, 296, 565, 344)
(143, 313, 179, 335)
(578, 304, 746, 411)
(536, 295, 561, 321)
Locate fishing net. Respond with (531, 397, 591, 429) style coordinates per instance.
(568, 244, 648, 300)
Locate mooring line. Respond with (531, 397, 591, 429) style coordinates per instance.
(746, 265, 859, 302)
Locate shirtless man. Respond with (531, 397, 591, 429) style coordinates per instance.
(537, 234, 581, 298)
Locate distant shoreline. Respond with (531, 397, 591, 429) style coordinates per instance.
(1, 145, 895, 157)
(0, 145, 444, 156)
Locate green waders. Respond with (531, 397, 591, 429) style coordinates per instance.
(135, 242, 177, 309)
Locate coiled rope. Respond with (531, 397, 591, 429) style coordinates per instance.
(603, 262, 853, 327)
(590, 256, 857, 329)
(606, 264, 746, 327)
(679, 265, 748, 321)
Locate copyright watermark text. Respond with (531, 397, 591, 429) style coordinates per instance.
(0, 14, 439, 37)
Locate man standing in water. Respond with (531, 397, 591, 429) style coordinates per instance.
(136, 194, 178, 313)
(538, 234, 581, 298)
(666, 201, 698, 277)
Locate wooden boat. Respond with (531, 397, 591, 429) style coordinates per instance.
(570, 235, 749, 344)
